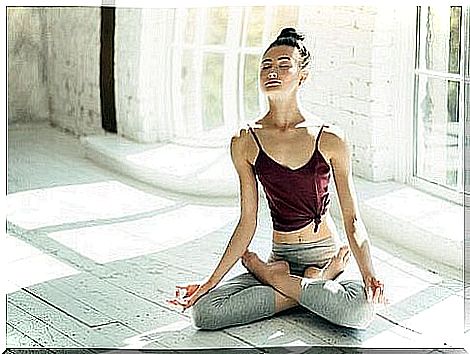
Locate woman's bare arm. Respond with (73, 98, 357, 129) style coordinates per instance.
(328, 129, 376, 280)
(206, 129, 259, 287)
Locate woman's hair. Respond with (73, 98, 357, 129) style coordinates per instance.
(264, 27, 311, 70)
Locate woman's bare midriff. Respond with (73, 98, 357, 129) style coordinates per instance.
(272, 212, 338, 244)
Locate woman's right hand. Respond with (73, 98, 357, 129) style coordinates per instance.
(166, 281, 214, 311)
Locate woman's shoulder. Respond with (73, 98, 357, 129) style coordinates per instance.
(301, 119, 345, 140)
(230, 123, 258, 153)
(321, 123, 346, 141)
(318, 124, 350, 159)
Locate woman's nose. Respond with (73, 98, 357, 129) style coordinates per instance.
(268, 71, 278, 79)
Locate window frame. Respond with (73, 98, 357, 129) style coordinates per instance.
(169, 6, 300, 147)
(412, 5, 469, 205)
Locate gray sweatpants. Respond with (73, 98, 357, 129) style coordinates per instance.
(191, 237, 375, 330)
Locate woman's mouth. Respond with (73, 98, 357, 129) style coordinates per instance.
(265, 80, 282, 87)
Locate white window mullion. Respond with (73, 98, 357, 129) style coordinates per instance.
(262, 7, 274, 46)
(418, 6, 428, 72)
(259, 7, 275, 114)
(415, 69, 462, 81)
(194, 8, 206, 135)
(172, 8, 185, 137)
(223, 7, 243, 134)
(457, 7, 468, 193)
(237, 7, 251, 126)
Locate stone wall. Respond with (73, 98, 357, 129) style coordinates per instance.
(8, 7, 49, 123)
(8, 7, 104, 136)
(45, 7, 103, 136)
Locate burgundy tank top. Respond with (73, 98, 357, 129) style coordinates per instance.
(248, 125, 331, 233)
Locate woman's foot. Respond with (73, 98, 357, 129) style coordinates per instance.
(303, 265, 322, 279)
(304, 245, 350, 280)
(242, 251, 289, 284)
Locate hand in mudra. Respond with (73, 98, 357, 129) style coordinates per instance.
(363, 274, 388, 305)
(167, 282, 212, 311)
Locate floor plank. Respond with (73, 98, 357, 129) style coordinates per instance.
(6, 324, 44, 348)
(7, 301, 82, 348)
(8, 289, 139, 348)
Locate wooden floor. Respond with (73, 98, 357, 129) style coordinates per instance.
(5, 123, 468, 353)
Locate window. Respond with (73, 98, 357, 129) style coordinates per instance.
(414, 6, 469, 199)
(170, 6, 299, 147)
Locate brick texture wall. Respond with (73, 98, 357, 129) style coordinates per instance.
(299, 6, 412, 181)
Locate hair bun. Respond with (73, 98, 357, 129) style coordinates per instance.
(278, 27, 305, 41)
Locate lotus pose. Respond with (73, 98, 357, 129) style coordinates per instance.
(168, 27, 386, 330)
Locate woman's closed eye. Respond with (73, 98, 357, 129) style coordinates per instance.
(261, 65, 290, 70)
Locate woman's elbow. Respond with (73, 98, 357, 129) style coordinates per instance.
(238, 212, 257, 230)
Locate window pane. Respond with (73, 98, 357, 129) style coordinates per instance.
(205, 7, 228, 45)
(181, 50, 197, 125)
(202, 53, 224, 130)
(422, 6, 461, 74)
(270, 6, 299, 39)
(416, 76, 460, 188)
(243, 54, 261, 121)
(465, 83, 470, 192)
(184, 8, 198, 44)
(245, 7, 265, 47)
(467, 9, 470, 77)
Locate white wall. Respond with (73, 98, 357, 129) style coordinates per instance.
(8, 6, 418, 183)
(8, 7, 49, 123)
(46, 7, 103, 136)
(115, 8, 175, 143)
(8, 7, 104, 135)
(299, 6, 416, 182)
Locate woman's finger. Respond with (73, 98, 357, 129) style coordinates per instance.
(372, 287, 379, 303)
(365, 286, 372, 302)
(378, 287, 386, 304)
(166, 298, 186, 307)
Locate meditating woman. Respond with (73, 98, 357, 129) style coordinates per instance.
(168, 27, 386, 330)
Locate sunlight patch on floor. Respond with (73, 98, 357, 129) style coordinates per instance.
(401, 294, 465, 348)
(6, 181, 177, 230)
(121, 320, 191, 349)
(361, 325, 430, 348)
(48, 204, 238, 264)
(372, 260, 433, 306)
(267, 330, 284, 341)
(6, 235, 79, 293)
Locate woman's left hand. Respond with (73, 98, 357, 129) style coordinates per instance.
(363, 274, 387, 304)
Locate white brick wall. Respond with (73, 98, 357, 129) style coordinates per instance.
(299, 6, 416, 182)
(8, 6, 417, 183)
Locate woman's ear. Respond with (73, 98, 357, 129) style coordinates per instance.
(299, 70, 309, 86)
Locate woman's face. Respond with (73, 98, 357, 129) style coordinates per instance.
(259, 45, 306, 96)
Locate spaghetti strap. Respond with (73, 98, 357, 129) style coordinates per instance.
(247, 125, 263, 151)
(314, 124, 325, 151)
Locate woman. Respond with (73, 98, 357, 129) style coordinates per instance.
(168, 27, 386, 330)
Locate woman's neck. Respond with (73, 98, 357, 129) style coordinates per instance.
(266, 95, 304, 130)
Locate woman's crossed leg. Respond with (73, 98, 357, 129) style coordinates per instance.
(191, 246, 374, 330)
